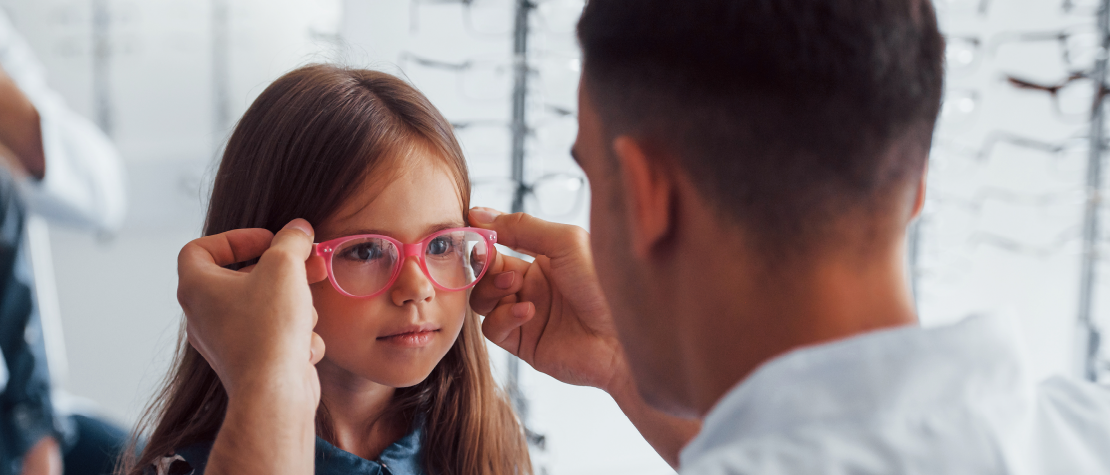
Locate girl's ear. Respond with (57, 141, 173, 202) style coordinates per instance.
(612, 136, 675, 259)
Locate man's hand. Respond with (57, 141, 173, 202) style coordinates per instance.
(177, 218, 326, 400)
(468, 209, 624, 392)
(19, 437, 61, 475)
(176, 218, 327, 475)
(0, 66, 44, 179)
(468, 208, 701, 468)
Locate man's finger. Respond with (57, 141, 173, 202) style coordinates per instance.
(178, 228, 275, 272)
(256, 219, 316, 275)
(310, 332, 326, 365)
(469, 208, 589, 260)
(480, 301, 535, 355)
(470, 253, 532, 315)
(177, 228, 276, 315)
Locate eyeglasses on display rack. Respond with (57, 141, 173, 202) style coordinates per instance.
(926, 0, 1110, 384)
(935, 0, 991, 16)
(930, 132, 1093, 217)
(937, 131, 1099, 161)
(399, 52, 513, 101)
(945, 25, 1102, 81)
(408, 0, 513, 36)
(1062, 0, 1102, 15)
(929, 186, 1087, 215)
(967, 227, 1085, 258)
(937, 88, 981, 127)
(946, 36, 983, 76)
(932, 131, 1098, 183)
(938, 0, 1097, 17)
(313, 228, 497, 299)
(400, 51, 582, 106)
(409, 0, 584, 37)
(471, 173, 587, 218)
(991, 26, 1101, 72)
(1005, 72, 1108, 120)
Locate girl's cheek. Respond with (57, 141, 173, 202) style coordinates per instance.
(440, 292, 468, 324)
(311, 283, 378, 334)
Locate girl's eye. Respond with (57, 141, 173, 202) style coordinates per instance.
(427, 236, 455, 256)
(341, 242, 385, 262)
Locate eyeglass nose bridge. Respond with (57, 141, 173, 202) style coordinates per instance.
(398, 242, 425, 260)
(394, 242, 431, 283)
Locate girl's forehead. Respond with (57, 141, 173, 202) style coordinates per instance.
(321, 153, 466, 242)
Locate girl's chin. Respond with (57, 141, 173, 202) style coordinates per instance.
(316, 336, 455, 388)
(365, 369, 436, 389)
(345, 359, 440, 389)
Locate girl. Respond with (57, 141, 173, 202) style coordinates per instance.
(120, 64, 531, 475)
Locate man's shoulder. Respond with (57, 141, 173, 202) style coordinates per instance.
(1029, 377, 1110, 464)
(679, 409, 1003, 475)
(1037, 375, 1110, 414)
(679, 377, 1110, 475)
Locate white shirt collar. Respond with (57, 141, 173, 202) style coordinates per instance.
(680, 315, 1029, 466)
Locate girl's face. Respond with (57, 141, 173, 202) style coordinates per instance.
(312, 151, 467, 388)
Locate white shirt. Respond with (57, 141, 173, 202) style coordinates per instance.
(680, 316, 1110, 475)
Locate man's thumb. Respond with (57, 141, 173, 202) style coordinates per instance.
(257, 219, 316, 272)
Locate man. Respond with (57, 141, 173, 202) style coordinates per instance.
(176, 0, 1110, 473)
(0, 10, 127, 475)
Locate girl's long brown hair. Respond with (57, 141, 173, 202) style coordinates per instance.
(119, 64, 531, 475)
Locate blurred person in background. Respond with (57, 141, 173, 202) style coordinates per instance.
(174, 0, 1110, 474)
(0, 9, 127, 475)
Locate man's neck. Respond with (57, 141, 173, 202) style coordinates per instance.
(677, 234, 918, 416)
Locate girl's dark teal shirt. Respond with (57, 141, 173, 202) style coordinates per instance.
(152, 426, 425, 475)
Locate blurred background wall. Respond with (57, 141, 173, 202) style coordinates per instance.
(0, 0, 1105, 474)
(922, 0, 1109, 385)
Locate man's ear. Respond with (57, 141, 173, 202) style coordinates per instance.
(911, 164, 928, 220)
(612, 136, 674, 258)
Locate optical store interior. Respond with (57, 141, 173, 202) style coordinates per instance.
(0, 0, 1107, 474)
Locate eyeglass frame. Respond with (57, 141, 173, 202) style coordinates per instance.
(409, 0, 583, 37)
(471, 172, 588, 218)
(990, 26, 1100, 70)
(1005, 71, 1109, 119)
(313, 227, 498, 299)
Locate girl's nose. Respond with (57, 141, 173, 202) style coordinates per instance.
(390, 257, 435, 306)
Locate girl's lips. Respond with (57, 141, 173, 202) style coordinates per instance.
(378, 330, 439, 347)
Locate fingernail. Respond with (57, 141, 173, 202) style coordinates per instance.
(511, 302, 532, 319)
(494, 271, 515, 290)
(283, 219, 313, 238)
(469, 207, 502, 225)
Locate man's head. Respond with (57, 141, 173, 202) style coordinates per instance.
(571, 0, 944, 414)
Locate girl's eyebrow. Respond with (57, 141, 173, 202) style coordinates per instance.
(331, 221, 466, 240)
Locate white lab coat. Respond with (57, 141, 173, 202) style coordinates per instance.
(680, 315, 1110, 475)
(0, 10, 126, 391)
(0, 11, 125, 232)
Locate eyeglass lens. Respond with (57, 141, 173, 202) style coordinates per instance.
(330, 231, 491, 297)
(331, 237, 400, 297)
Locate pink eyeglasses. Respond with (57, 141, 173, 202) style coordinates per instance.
(313, 227, 497, 299)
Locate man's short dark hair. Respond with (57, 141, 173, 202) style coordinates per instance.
(577, 0, 945, 250)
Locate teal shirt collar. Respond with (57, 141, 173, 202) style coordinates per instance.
(170, 423, 426, 475)
(315, 424, 425, 475)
